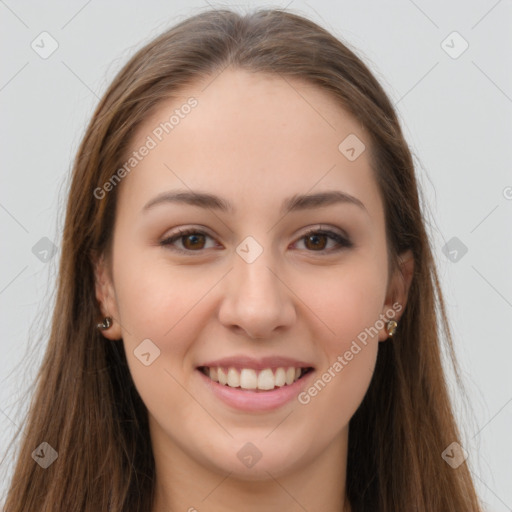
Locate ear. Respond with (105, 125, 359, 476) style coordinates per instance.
(93, 252, 123, 340)
(378, 249, 414, 341)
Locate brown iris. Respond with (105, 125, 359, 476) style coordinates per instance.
(182, 233, 206, 250)
(304, 233, 328, 251)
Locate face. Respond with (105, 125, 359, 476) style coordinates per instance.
(95, 68, 413, 482)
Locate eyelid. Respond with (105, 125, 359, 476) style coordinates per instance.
(159, 225, 353, 254)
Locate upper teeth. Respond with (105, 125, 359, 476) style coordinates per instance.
(204, 366, 304, 391)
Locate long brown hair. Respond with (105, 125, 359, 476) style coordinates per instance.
(4, 8, 483, 511)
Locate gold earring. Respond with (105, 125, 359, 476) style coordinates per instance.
(97, 316, 113, 330)
(386, 320, 398, 337)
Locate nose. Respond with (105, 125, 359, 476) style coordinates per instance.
(217, 248, 296, 340)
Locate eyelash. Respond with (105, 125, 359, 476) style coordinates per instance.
(159, 226, 353, 255)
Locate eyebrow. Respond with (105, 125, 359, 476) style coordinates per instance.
(142, 189, 367, 215)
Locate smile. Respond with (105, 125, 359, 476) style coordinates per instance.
(198, 366, 314, 392)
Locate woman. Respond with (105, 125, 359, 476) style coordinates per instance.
(4, 8, 483, 511)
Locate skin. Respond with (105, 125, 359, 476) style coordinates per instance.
(95, 68, 414, 512)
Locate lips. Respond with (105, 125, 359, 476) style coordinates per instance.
(197, 357, 316, 412)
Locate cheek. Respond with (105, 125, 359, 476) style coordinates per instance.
(112, 245, 212, 339)
(110, 252, 213, 411)
(113, 257, 214, 419)
(307, 258, 387, 349)
(296, 260, 385, 422)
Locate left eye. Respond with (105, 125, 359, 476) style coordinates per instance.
(160, 227, 352, 254)
(160, 228, 217, 252)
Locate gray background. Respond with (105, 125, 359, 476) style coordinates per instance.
(1, 0, 511, 509)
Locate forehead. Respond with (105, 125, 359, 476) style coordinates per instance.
(117, 68, 383, 221)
